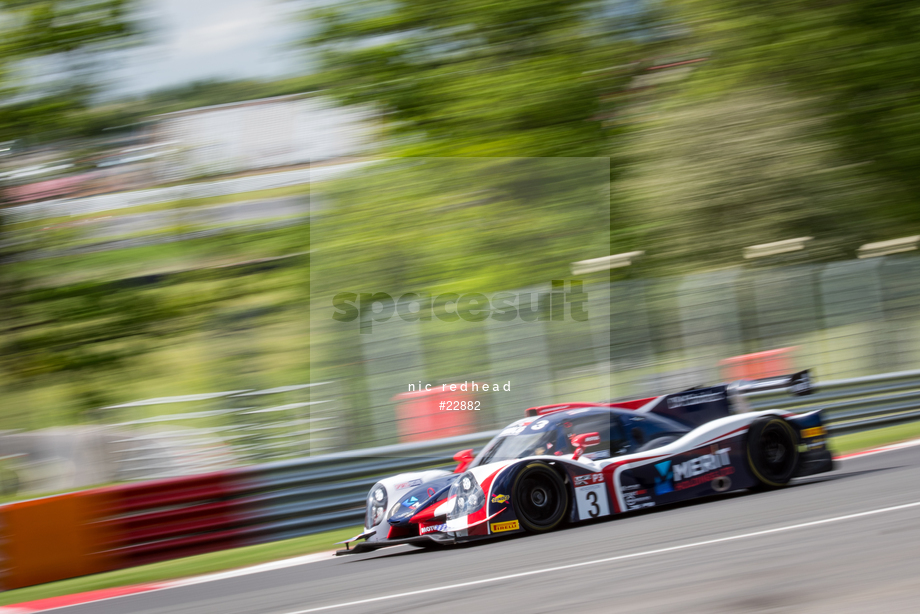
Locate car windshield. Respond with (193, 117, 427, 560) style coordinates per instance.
(472, 431, 558, 466)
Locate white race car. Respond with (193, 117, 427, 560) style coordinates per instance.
(339, 371, 831, 554)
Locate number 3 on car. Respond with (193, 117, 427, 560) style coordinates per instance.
(575, 480, 610, 519)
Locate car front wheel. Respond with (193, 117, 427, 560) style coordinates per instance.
(512, 462, 568, 532)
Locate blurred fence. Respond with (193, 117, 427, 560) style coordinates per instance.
(4, 368, 920, 589)
(106, 382, 343, 482)
(107, 384, 323, 474)
(325, 254, 920, 449)
(0, 383, 343, 498)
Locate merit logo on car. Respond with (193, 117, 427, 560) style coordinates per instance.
(673, 448, 731, 482)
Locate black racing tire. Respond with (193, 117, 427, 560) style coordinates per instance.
(512, 462, 568, 533)
(746, 417, 799, 489)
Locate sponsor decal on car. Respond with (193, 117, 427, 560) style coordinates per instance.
(574, 472, 605, 487)
(396, 479, 422, 490)
(655, 446, 735, 495)
(490, 520, 520, 533)
(491, 494, 510, 504)
(654, 461, 674, 495)
(654, 447, 733, 494)
(420, 523, 447, 535)
(799, 440, 825, 452)
(624, 489, 655, 510)
(673, 447, 731, 482)
(667, 390, 725, 409)
(402, 496, 420, 508)
(677, 466, 734, 490)
(801, 426, 826, 439)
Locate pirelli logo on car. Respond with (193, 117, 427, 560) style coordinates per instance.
(801, 426, 826, 439)
(490, 520, 520, 533)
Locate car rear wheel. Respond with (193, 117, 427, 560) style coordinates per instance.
(746, 417, 799, 489)
(512, 463, 568, 532)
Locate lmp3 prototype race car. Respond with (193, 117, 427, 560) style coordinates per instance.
(338, 371, 833, 554)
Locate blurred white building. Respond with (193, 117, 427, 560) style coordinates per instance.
(152, 94, 377, 182)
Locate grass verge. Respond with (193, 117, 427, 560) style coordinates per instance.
(829, 421, 920, 456)
(0, 525, 361, 607)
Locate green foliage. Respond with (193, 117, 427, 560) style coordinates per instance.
(0, 217, 310, 424)
(308, 0, 640, 157)
(313, 158, 609, 296)
(621, 89, 885, 272)
(670, 0, 920, 233)
(0, 1, 141, 144)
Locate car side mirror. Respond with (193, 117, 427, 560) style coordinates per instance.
(571, 432, 601, 461)
(453, 448, 474, 473)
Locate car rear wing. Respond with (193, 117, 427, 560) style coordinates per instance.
(636, 370, 815, 427)
(729, 369, 813, 397)
(727, 369, 813, 413)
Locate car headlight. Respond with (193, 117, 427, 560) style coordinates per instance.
(366, 483, 388, 528)
(448, 472, 485, 520)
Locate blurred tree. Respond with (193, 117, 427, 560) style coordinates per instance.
(303, 0, 660, 295)
(306, 0, 647, 157)
(671, 0, 920, 236)
(0, 0, 141, 142)
(0, 1, 146, 423)
(313, 158, 610, 295)
(622, 88, 883, 272)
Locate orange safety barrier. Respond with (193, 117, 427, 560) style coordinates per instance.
(0, 490, 122, 590)
(719, 347, 796, 381)
(392, 384, 479, 442)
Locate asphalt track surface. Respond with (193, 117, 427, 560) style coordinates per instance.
(65, 445, 920, 614)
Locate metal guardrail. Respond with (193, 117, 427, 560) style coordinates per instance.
(92, 430, 501, 568)
(747, 368, 920, 435)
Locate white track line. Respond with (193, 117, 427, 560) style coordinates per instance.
(283, 500, 920, 613)
(160, 551, 337, 588)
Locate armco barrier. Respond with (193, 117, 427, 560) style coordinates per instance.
(746, 368, 920, 434)
(0, 491, 120, 590)
(3, 370, 920, 589)
(0, 430, 497, 589)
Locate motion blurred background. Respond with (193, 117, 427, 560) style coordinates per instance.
(1, 0, 919, 501)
